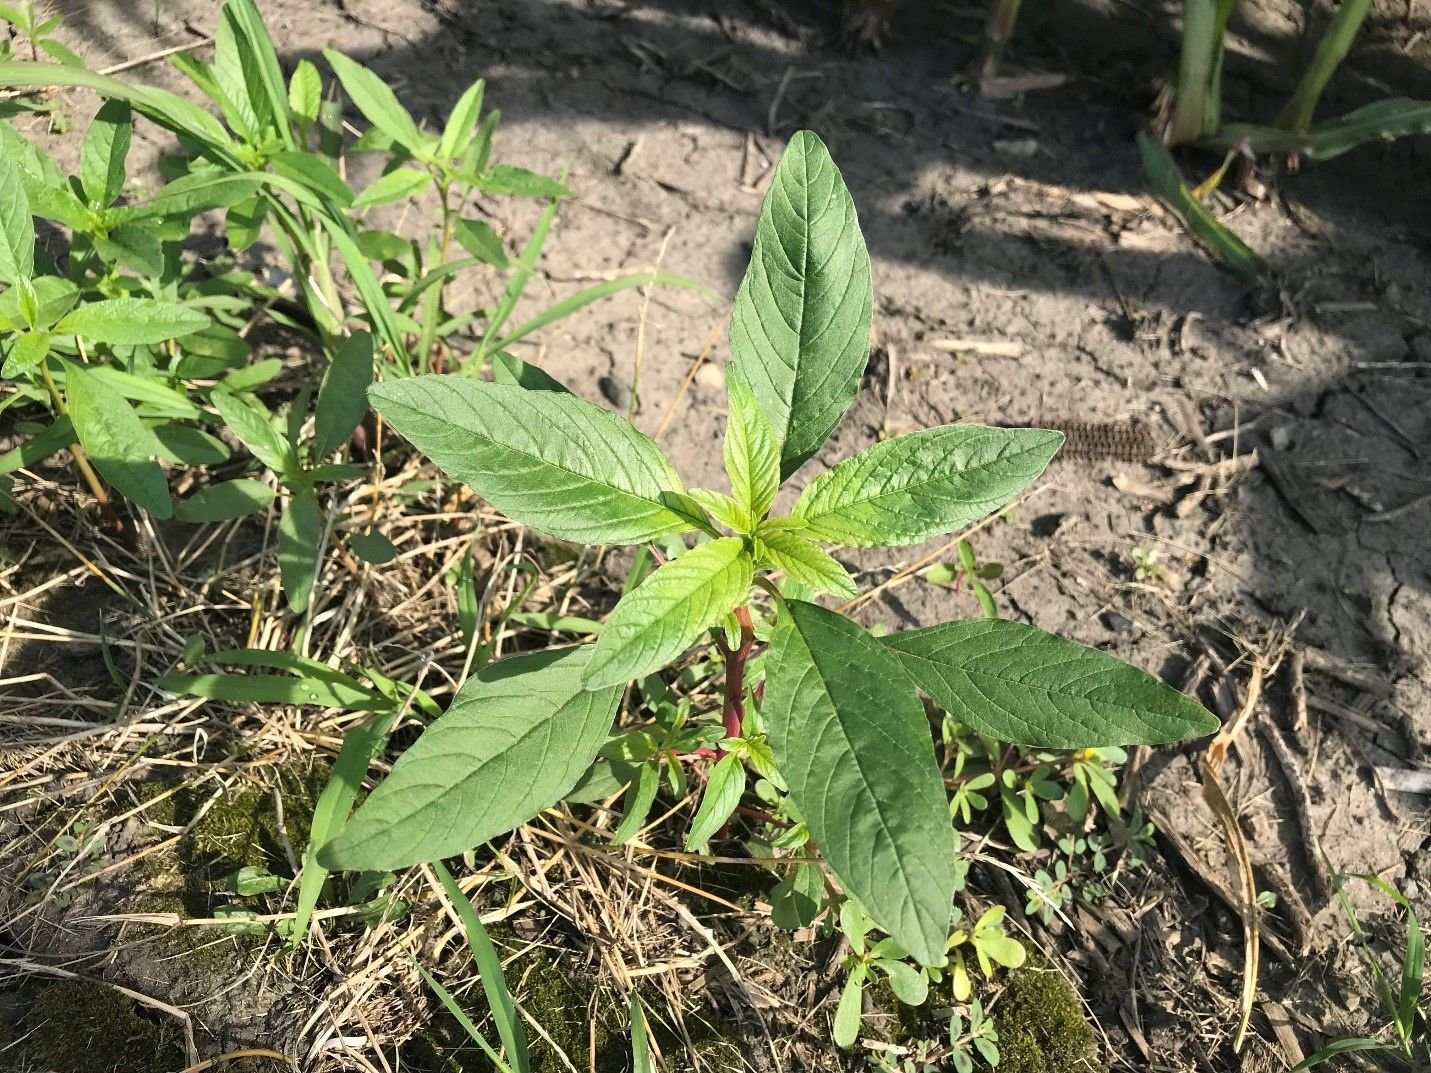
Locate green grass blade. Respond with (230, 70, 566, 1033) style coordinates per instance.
(416, 964, 516, 1073)
(1276, 0, 1372, 134)
(154, 671, 387, 710)
(472, 195, 561, 365)
(1136, 131, 1266, 282)
(1289, 1038, 1389, 1071)
(1303, 98, 1431, 161)
(488, 272, 713, 356)
(630, 994, 653, 1073)
(287, 708, 401, 949)
(432, 860, 531, 1072)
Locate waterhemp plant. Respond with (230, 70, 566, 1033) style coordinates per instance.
(318, 131, 1216, 988)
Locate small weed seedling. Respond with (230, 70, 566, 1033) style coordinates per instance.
(314, 131, 1217, 1051)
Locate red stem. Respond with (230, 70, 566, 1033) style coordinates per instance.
(720, 605, 756, 743)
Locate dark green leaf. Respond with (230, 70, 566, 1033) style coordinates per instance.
(174, 478, 274, 522)
(319, 646, 622, 870)
(278, 487, 323, 612)
(882, 619, 1220, 748)
(729, 131, 872, 479)
(489, 351, 568, 392)
(453, 216, 508, 266)
(80, 99, 132, 207)
(369, 376, 695, 544)
(211, 390, 296, 476)
(65, 364, 172, 517)
(269, 150, 354, 208)
(155, 670, 387, 710)
(314, 331, 373, 459)
(350, 529, 397, 565)
(475, 165, 570, 198)
(684, 752, 745, 850)
(764, 600, 955, 964)
(0, 148, 34, 282)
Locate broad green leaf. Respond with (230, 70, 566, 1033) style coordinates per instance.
(454, 216, 508, 266)
(583, 538, 752, 690)
(0, 149, 33, 282)
(314, 331, 373, 458)
(211, 390, 297, 476)
(882, 619, 1220, 748)
(792, 425, 1062, 547)
(225, 196, 266, 251)
(95, 224, 163, 277)
(80, 99, 132, 207)
(351, 165, 431, 210)
(134, 171, 262, 218)
(278, 487, 322, 612)
(764, 600, 955, 964)
(65, 364, 172, 517)
(288, 58, 322, 126)
(729, 130, 872, 479)
(756, 526, 856, 598)
(56, 298, 208, 346)
(475, 165, 570, 198)
(369, 376, 695, 544)
(684, 752, 745, 850)
(1, 330, 49, 377)
(438, 78, 484, 162)
(350, 529, 397, 564)
(880, 960, 929, 1006)
(355, 228, 410, 262)
(770, 861, 823, 929)
(724, 364, 779, 520)
(0, 275, 74, 330)
(833, 968, 867, 1048)
(322, 49, 425, 153)
(318, 646, 622, 870)
(489, 351, 567, 392)
(174, 478, 274, 522)
(686, 488, 751, 534)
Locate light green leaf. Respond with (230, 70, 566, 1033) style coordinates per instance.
(684, 752, 746, 851)
(174, 478, 274, 522)
(764, 600, 955, 964)
(724, 363, 779, 520)
(135, 171, 262, 218)
(278, 487, 322, 612)
(729, 130, 872, 479)
(314, 331, 372, 459)
(489, 351, 567, 392)
(833, 967, 867, 1048)
(756, 526, 856, 599)
(322, 49, 425, 153)
(882, 619, 1220, 748)
(1, 330, 50, 377)
(288, 58, 322, 126)
(612, 760, 660, 846)
(369, 376, 695, 544)
(155, 669, 388, 710)
(351, 165, 431, 210)
(0, 149, 34, 283)
(211, 390, 297, 476)
(475, 165, 570, 198)
(56, 298, 209, 346)
(880, 959, 929, 1006)
(583, 538, 752, 690)
(269, 150, 354, 208)
(318, 646, 622, 871)
(438, 78, 484, 162)
(350, 529, 397, 565)
(454, 216, 508, 266)
(65, 363, 172, 517)
(686, 488, 750, 534)
(792, 425, 1062, 547)
(80, 99, 132, 207)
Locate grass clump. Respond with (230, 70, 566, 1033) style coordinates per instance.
(0, 980, 183, 1073)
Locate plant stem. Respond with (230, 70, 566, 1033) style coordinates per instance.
(38, 361, 112, 513)
(719, 605, 756, 742)
(1275, 0, 1371, 134)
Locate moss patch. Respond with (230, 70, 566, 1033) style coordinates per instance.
(0, 980, 184, 1073)
(991, 964, 1103, 1073)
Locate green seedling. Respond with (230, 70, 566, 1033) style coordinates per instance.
(313, 133, 1215, 1013)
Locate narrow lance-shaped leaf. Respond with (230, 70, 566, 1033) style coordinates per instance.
(724, 363, 780, 520)
(685, 752, 746, 851)
(64, 363, 173, 518)
(174, 478, 274, 523)
(0, 149, 34, 283)
(792, 425, 1063, 547)
(583, 538, 753, 690)
(763, 600, 956, 964)
(278, 487, 323, 613)
(211, 390, 297, 477)
(80, 99, 132, 207)
(56, 298, 209, 347)
(756, 525, 856, 599)
(322, 49, 425, 154)
(314, 331, 373, 459)
(882, 619, 1221, 748)
(369, 376, 697, 545)
(729, 130, 872, 479)
(318, 646, 623, 871)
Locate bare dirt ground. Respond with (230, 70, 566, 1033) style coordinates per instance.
(2, 0, 1430, 1069)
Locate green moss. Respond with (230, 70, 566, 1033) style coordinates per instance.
(140, 764, 327, 916)
(0, 980, 184, 1073)
(991, 964, 1102, 1073)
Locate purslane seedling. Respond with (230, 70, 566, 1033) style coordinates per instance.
(319, 130, 1216, 984)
